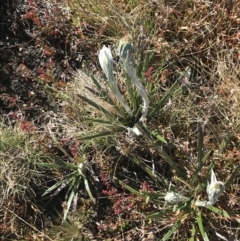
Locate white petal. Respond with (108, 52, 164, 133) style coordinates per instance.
(211, 169, 217, 183)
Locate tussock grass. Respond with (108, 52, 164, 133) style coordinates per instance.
(0, 122, 48, 237)
(0, 123, 40, 203)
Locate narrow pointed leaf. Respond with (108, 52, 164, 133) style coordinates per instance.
(78, 94, 113, 117)
(191, 150, 212, 186)
(224, 165, 240, 190)
(91, 75, 115, 104)
(84, 177, 96, 203)
(205, 205, 240, 223)
(150, 129, 167, 144)
(125, 75, 138, 112)
(189, 224, 196, 241)
(85, 85, 121, 114)
(150, 79, 180, 116)
(146, 207, 174, 219)
(77, 129, 123, 140)
(131, 156, 167, 188)
(162, 221, 181, 241)
(63, 186, 78, 221)
(141, 191, 165, 200)
(85, 118, 116, 125)
(36, 162, 76, 170)
(42, 172, 78, 196)
(114, 176, 146, 199)
(136, 124, 183, 177)
(196, 207, 209, 241)
(197, 122, 204, 163)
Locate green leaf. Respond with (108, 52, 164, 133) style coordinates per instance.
(146, 208, 174, 220)
(84, 86, 113, 105)
(150, 79, 180, 116)
(91, 73, 112, 90)
(84, 118, 115, 125)
(63, 181, 80, 221)
(224, 165, 240, 190)
(131, 156, 167, 188)
(140, 122, 167, 144)
(218, 134, 230, 154)
(154, 133, 167, 144)
(114, 176, 146, 199)
(137, 51, 155, 78)
(42, 171, 78, 196)
(190, 150, 212, 186)
(84, 177, 96, 203)
(77, 129, 124, 140)
(189, 224, 196, 241)
(135, 124, 184, 177)
(141, 191, 165, 201)
(197, 122, 204, 163)
(196, 207, 209, 241)
(85, 84, 121, 114)
(36, 162, 76, 170)
(78, 94, 113, 117)
(125, 75, 139, 113)
(205, 205, 240, 223)
(162, 221, 181, 241)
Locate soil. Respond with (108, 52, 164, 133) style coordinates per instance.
(0, 0, 93, 126)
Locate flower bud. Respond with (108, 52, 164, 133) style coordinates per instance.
(118, 33, 133, 63)
(207, 170, 225, 205)
(165, 192, 181, 205)
(98, 45, 114, 79)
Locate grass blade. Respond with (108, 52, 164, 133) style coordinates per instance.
(197, 122, 204, 163)
(162, 221, 181, 241)
(224, 164, 240, 190)
(146, 207, 174, 220)
(125, 75, 139, 113)
(205, 205, 240, 223)
(84, 118, 115, 125)
(90, 75, 118, 107)
(85, 85, 121, 114)
(189, 224, 196, 241)
(78, 94, 113, 117)
(114, 176, 146, 199)
(191, 150, 212, 186)
(84, 177, 96, 203)
(148, 127, 167, 144)
(42, 172, 78, 196)
(150, 79, 180, 116)
(136, 124, 184, 177)
(36, 162, 76, 170)
(77, 129, 124, 140)
(63, 183, 79, 221)
(196, 207, 209, 241)
(131, 156, 167, 188)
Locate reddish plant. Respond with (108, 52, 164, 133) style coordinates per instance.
(20, 121, 36, 132)
(112, 193, 134, 216)
(144, 66, 154, 82)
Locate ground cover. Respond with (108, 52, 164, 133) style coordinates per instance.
(0, 0, 240, 240)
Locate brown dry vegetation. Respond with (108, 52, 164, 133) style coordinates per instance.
(0, 0, 240, 240)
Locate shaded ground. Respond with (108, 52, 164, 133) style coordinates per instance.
(0, 0, 92, 125)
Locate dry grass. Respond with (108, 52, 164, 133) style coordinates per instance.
(2, 0, 240, 240)
(0, 122, 44, 237)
